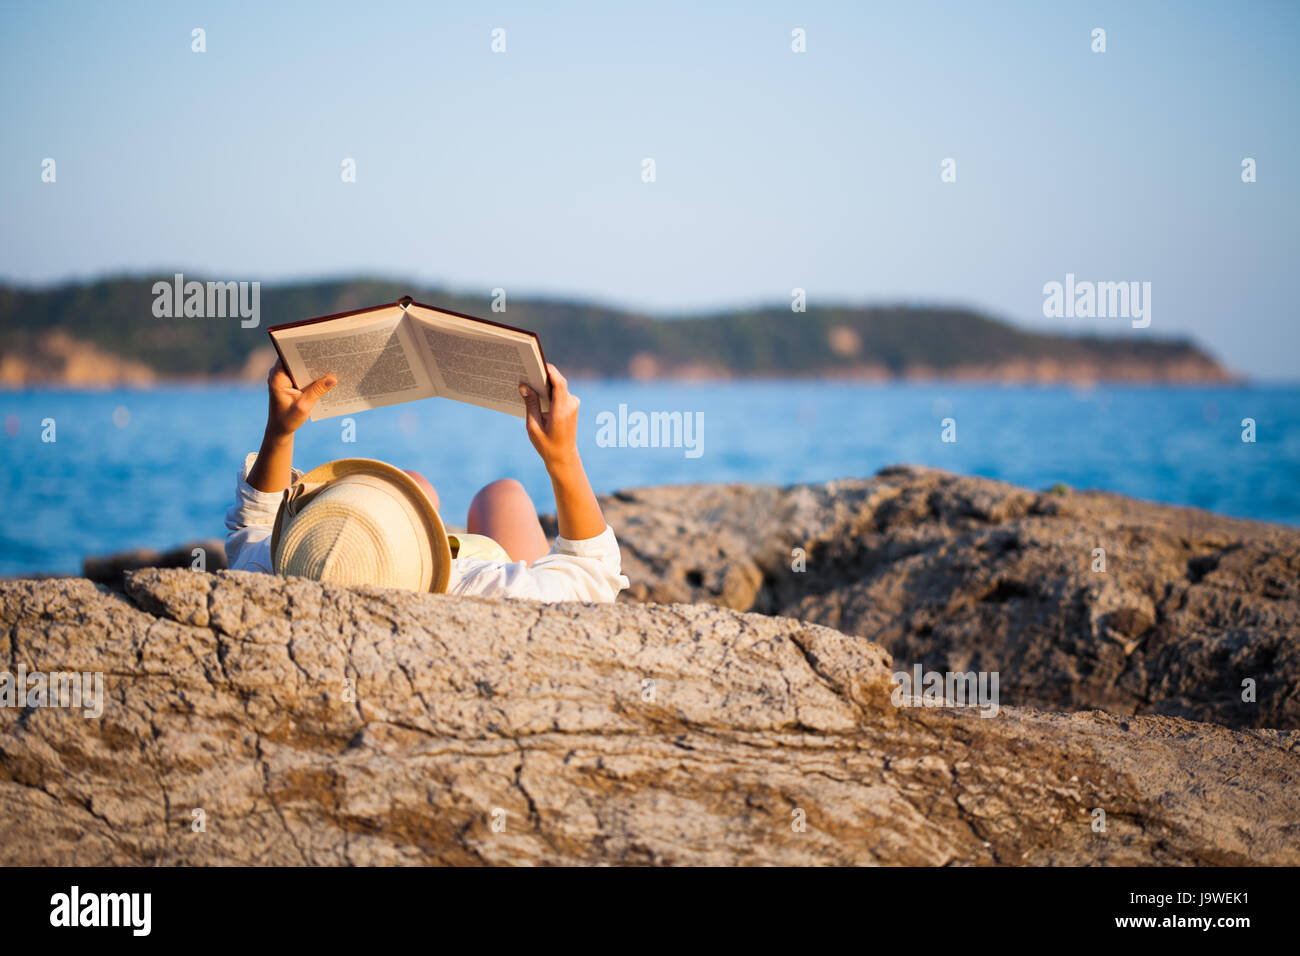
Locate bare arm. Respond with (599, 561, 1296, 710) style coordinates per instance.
(246, 360, 337, 494)
(519, 364, 606, 541)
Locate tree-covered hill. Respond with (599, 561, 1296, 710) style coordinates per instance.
(0, 275, 1232, 382)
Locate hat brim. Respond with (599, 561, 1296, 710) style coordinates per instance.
(270, 458, 452, 593)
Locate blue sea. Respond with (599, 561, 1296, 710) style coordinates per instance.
(2, 382, 1297, 576)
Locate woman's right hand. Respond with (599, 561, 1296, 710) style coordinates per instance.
(266, 360, 336, 437)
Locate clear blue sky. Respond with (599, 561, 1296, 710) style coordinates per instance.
(2, 0, 1296, 377)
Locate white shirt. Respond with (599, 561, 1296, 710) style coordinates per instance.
(224, 453, 629, 603)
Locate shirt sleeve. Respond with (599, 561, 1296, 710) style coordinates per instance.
(224, 452, 302, 574)
(448, 524, 630, 604)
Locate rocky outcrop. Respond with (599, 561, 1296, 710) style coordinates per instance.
(76, 466, 1299, 730)
(1, 568, 1296, 866)
(594, 466, 1300, 730)
(82, 537, 226, 589)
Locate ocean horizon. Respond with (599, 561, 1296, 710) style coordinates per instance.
(2, 379, 1297, 576)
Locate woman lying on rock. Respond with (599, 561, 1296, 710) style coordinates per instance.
(224, 360, 629, 602)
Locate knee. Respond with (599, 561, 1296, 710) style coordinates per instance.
(472, 477, 528, 506)
(469, 478, 529, 518)
(402, 470, 440, 511)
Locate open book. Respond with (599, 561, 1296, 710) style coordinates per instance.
(267, 297, 550, 421)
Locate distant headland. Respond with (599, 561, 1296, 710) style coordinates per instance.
(0, 276, 1237, 387)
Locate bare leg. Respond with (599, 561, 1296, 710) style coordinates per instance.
(467, 478, 549, 564)
(403, 470, 440, 511)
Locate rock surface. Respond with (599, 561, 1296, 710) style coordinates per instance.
(0, 330, 158, 387)
(594, 467, 1300, 730)
(1, 568, 1297, 866)
(83, 537, 226, 588)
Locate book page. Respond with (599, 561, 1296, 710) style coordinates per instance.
(406, 306, 549, 418)
(272, 308, 434, 420)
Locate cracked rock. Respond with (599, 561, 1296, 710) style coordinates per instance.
(1, 568, 1296, 865)
(598, 466, 1300, 729)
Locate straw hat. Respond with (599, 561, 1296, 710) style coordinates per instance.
(270, 458, 452, 593)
